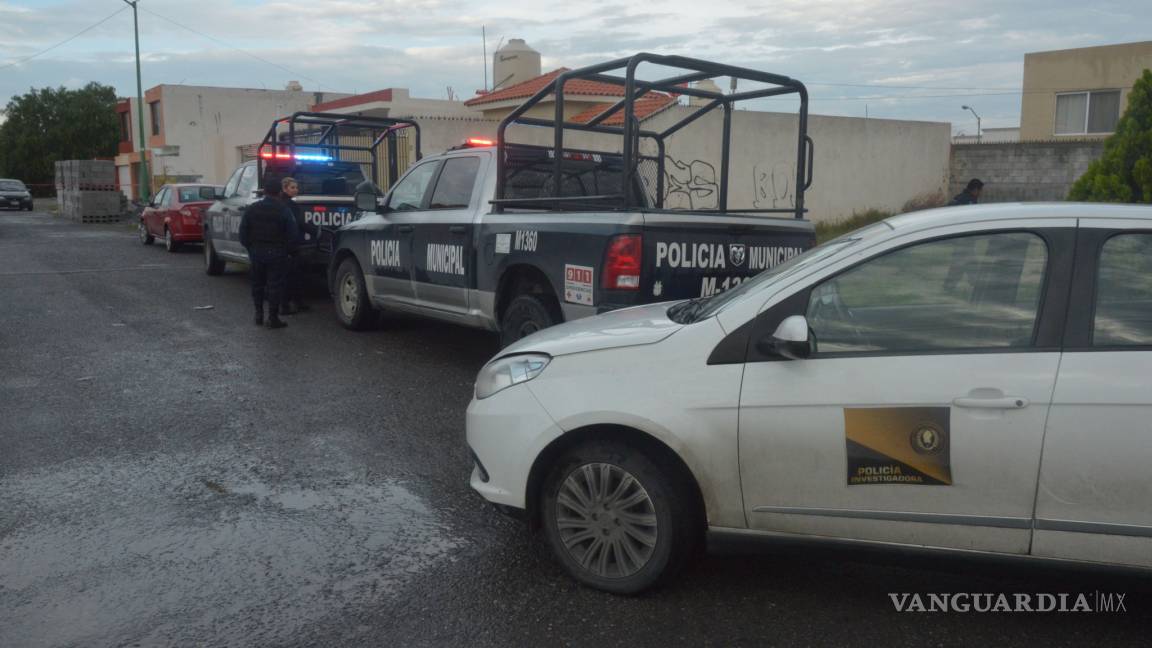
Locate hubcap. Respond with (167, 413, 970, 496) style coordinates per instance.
(340, 275, 359, 318)
(139, 223, 147, 241)
(555, 462, 657, 579)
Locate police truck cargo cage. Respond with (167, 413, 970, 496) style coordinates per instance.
(203, 112, 422, 275)
(329, 53, 817, 345)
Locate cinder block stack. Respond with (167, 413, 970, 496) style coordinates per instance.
(54, 160, 122, 223)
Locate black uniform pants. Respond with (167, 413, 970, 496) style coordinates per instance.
(284, 253, 305, 303)
(248, 246, 290, 311)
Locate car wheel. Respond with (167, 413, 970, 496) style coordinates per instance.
(334, 257, 375, 331)
(541, 440, 700, 595)
(139, 221, 154, 245)
(164, 227, 180, 252)
(204, 234, 225, 276)
(500, 293, 559, 348)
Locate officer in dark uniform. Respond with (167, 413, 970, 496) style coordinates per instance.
(949, 178, 984, 205)
(279, 176, 315, 315)
(239, 178, 299, 329)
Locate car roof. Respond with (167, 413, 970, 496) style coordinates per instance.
(0, 178, 25, 183)
(884, 202, 1152, 230)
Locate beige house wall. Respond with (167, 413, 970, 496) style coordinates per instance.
(1020, 41, 1152, 141)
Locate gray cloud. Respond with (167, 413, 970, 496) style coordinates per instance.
(1, 0, 1148, 133)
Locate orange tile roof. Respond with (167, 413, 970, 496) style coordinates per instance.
(569, 92, 679, 125)
(467, 68, 651, 107)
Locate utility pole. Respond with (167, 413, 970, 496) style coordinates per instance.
(123, 0, 150, 202)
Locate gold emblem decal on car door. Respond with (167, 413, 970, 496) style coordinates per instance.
(845, 407, 952, 485)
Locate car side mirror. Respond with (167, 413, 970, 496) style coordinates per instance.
(354, 190, 378, 212)
(758, 315, 813, 360)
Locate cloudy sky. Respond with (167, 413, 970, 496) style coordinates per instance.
(0, 0, 1147, 133)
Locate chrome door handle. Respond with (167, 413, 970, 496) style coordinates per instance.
(952, 396, 1029, 409)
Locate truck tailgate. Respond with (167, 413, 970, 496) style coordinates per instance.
(642, 213, 815, 300)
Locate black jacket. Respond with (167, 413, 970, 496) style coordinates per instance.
(949, 191, 978, 206)
(239, 197, 299, 249)
(280, 195, 317, 244)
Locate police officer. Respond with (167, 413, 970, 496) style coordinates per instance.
(949, 178, 984, 205)
(279, 176, 315, 314)
(239, 178, 299, 329)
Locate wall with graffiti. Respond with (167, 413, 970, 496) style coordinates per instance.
(644, 106, 951, 223)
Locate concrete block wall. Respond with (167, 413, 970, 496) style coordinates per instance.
(950, 141, 1105, 202)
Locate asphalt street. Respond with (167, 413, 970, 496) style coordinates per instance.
(1, 208, 1150, 647)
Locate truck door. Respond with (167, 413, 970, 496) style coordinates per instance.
(215, 163, 258, 258)
(374, 159, 441, 306)
(410, 155, 485, 316)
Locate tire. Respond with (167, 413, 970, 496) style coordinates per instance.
(204, 234, 225, 276)
(164, 226, 180, 253)
(333, 257, 375, 331)
(139, 220, 154, 245)
(541, 440, 701, 595)
(500, 293, 559, 348)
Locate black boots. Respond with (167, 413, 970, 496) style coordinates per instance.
(266, 308, 287, 329)
(280, 300, 310, 315)
(255, 303, 287, 329)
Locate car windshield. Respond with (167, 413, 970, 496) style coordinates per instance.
(0, 180, 26, 191)
(668, 222, 891, 324)
(178, 186, 218, 202)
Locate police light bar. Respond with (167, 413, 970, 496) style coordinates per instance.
(464, 137, 494, 147)
(259, 151, 333, 162)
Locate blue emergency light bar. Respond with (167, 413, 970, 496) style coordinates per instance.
(259, 151, 333, 162)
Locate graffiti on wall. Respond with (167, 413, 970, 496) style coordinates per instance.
(753, 163, 794, 209)
(663, 157, 718, 210)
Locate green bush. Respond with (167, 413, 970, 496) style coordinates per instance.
(1068, 69, 1152, 203)
(815, 208, 893, 243)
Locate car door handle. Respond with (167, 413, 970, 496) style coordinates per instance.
(449, 225, 467, 234)
(397, 224, 414, 233)
(952, 396, 1029, 409)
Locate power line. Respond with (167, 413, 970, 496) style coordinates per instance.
(137, 6, 332, 91)
(0, 6, 129, 71)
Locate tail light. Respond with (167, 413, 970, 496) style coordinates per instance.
(180, 207, 200, 223)
(603, 234, 642, 290)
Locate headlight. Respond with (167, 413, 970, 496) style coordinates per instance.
(475, 353, 551, 400)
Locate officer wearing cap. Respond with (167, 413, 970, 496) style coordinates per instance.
(239, 178, 299, 329)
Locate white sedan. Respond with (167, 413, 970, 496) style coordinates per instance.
(466, 203, 1152, 594)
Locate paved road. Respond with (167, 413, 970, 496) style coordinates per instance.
(1, 210, 1150, 647)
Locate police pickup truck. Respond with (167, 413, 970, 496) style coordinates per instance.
(329, 54, 818, 346)
(203, 112, 420, 275)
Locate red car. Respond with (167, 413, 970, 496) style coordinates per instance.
(139, 183, 223, 252)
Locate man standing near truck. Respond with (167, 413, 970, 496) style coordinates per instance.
(949, 178, 984, 205)
(279, 176, 313, 315)
(239, 179, 299, 329)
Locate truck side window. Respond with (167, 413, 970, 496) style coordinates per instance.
(429, 157, 480, 209)
(223, 168, 243, 198)
(1093, 233, 1152, 346)
(236, 165, 257, 198)
(388, 161, 439, 211)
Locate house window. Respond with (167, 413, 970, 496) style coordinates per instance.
(1055, 90, 1121, 135)
(149, 101, 161, 136)
(119, 111, 131, 142)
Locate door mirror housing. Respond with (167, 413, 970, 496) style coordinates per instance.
(759, 315, 813, 360)
(354, 190, 379, 212)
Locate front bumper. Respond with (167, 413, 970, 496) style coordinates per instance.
(466, 383, 563, 510)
